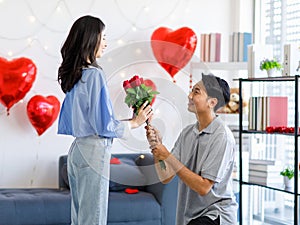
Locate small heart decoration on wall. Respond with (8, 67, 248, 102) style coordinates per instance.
(151, 27, 197, 82)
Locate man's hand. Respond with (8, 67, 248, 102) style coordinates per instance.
(151, 144, 171, 161)
(145, 125, 162, 149)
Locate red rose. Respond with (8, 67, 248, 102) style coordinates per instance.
(123, 80, 131, 90)
(130, 75, 141, 88)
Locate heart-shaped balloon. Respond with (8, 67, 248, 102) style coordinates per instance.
(27, 95, 60, 136)
(151, 27, 197, 80)
(0, 57, 37, 114)
(144, 79, 157, 105)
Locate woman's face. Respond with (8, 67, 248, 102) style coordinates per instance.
(96, 32, 107, 58)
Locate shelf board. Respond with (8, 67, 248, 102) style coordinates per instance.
(242, 130, 300, 136)
(241, 181, 300, 195)
(237, 75, 300, 82)
(190, 62, 247, 71)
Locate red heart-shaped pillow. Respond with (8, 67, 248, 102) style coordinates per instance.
(0, 57, 37, 114)
(110, 158, 121, 164)
(151, 27, 197, 79)
(27, 95, 60, 136)
(125, 188, 139, 194)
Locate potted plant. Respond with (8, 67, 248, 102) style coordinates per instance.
(260, 58, 282, 77)
(280, 166, 294, 188)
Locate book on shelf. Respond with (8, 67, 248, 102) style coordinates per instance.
(229, 34, 233, 62)
(232, 32, 239, 62)
(283, 43, 300, 76)
(238, 32, 244, 62)
(215, 33, 221, 62)
(200, 33, 221, 62)
(200, 34, 205, 62)
(232, 32, 252, 62)
(242, 32, 252, 62)
(209, 33, 221, 62)
(248, 96, 288, 131)
(209, 33, 216, 62)
(267, 96, 288, 127)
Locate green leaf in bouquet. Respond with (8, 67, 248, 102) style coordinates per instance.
(126, 88, 136, 94)
(125, 95, 133, 107)
(140, 84, 152, 91)
(149, 90, 159, 95)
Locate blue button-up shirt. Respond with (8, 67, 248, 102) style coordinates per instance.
(58, 66, 128, 138)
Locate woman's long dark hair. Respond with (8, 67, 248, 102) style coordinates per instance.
(58, 15, 105, 93)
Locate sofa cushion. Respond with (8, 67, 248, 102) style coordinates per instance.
(109, 158, 146, 191)
(0, 188, 70, 225)
(108, 191, 161, 223)
(60, 157, 147, 191)
(135, 154, 160, 185)
(61, 163, 69, 189)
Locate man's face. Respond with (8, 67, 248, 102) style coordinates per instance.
(187, 81, 210, 114)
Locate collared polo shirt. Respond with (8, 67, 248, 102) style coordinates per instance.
(172, 116, 238, 225)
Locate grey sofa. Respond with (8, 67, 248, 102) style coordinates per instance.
(0, 153, 178, 225)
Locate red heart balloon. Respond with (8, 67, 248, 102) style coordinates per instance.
(151, 27, 197, 79)
(144, 79, 157, 105)
(0, 57, 37, 114)
(27, 95, 60, 136)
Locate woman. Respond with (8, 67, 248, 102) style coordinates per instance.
(57, 15, 152, 225)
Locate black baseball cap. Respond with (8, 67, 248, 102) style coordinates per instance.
(201, 73, 230, 111)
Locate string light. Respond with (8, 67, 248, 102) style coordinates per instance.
(0, 0, 191, 59)
(135, 48, 142, 55)
(132, 26, 137, 32)
(0, 0, 197, 90)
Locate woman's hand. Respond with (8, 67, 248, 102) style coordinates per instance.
(129, 101, 153, 129)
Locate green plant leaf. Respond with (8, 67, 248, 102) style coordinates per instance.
(126, 88, 136, 94)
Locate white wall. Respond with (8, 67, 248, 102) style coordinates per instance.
(0, 0, 251, 188)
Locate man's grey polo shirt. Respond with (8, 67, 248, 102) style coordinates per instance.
(171, 116, 238, 225)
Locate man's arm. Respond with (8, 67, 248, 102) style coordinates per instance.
(153, 144, 214, 196)
(146, 125, 214, 195)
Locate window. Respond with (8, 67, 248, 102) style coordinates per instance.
(251, 2, 299, 223)
(256, 0, 300, 61)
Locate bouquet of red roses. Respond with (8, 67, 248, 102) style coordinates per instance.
(123, 75, 159, 117)
(123, 75, 166, 170)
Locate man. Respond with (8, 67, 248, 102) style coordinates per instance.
(146, 74, 238, 225)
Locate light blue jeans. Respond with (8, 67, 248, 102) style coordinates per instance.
(67, 135, 112, 225)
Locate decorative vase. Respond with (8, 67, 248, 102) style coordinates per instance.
(284, 176, 293, 189)
(267, 68, 277, 77)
